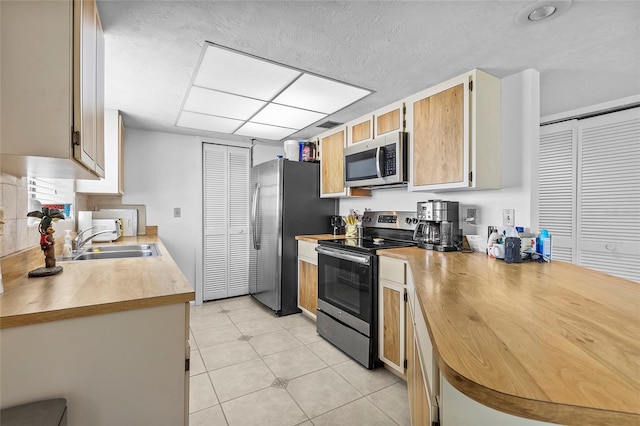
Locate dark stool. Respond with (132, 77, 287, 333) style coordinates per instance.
(0, 398, 67, 426)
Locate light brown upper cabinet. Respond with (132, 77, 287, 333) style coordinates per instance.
(318, 127, 371, 198)
(374, 101, 405, 137)
(1, 0, 105, 179)
(348, 115, 373, 145)
(76, 109, 126, 194)
(406, 69, 501, 191)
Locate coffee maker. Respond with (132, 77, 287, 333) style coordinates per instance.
(414, 200, 460, 251)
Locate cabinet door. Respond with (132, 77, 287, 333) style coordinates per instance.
(94, 7, 105, 177)
(375, 102, 404, 137)
(349, 116, 373, 145)
(320, 129, 346, 196)
(414, 344, 432, 425)
(380, 282, 405, 374)
(73, 0, 98, 171)
(118, 114, 125, 194)
(406, 305, 417, 424)
(298, 260, 318, 316)
(411, 74, 469, 187)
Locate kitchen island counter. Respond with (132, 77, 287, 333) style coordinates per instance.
(379, 247, 640, 425)
(0, 235, 194, 329)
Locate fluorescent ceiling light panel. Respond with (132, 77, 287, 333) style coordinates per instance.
(194, 45, 301, 101)
(251, 104, 327, 129)
(273, 74, 371, 114)
(183, 86, 266, 120)
(177, 111, 242, 133)
(234, 122, 297, 140)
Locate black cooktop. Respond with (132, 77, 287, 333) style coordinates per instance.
(318, 237, 416, 254)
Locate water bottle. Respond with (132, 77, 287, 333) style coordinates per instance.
(538, 229, 551, 259)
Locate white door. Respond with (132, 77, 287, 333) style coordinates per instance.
(539, 107, 640, 282)
(203, 143, 250, 301)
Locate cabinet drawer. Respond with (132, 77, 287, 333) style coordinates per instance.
(379, 256, 406, 284)
(298, 240, 318, 263)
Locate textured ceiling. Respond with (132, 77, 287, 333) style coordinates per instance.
(97, 0, 640, 145)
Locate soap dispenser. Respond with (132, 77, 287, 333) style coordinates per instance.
(63, 230, 73, 258)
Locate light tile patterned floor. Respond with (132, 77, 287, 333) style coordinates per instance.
(189, 295, 410, 426)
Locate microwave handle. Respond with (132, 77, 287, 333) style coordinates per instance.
(375, 146, 384, 178)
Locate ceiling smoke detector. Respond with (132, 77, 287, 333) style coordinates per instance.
(515, 0, 572, 24)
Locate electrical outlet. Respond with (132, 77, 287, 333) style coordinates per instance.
(174, 207, 181, 218)
(466, 208, 477, 225)
(503, 209, 515, 227)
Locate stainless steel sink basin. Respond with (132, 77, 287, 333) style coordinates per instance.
(63, 243, 160, 261)
(85, 244, 155, 252)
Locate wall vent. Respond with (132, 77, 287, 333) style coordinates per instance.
(316, 120, 343, 129)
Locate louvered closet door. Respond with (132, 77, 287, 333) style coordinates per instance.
(539, 120, 577, 262)
(577, 108, 640, 282)
(203, 144, 250, 301)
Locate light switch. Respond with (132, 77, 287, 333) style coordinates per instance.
(174, 207, 181, 218)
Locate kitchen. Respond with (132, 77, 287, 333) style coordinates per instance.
(1, 1, 640, 425)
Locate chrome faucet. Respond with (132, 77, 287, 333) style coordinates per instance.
(73, 227, 116, 252)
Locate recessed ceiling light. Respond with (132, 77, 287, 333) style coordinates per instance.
(528, 5, 556, 21)
(515, 0, 571, 24)
(177, 42, 373, 141)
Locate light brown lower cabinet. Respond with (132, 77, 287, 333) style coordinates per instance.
(297, 240, 319, 318)
(298, 260, 317, 315)
(407, 302, 433, 426)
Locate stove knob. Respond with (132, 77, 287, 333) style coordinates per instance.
(363, 216, 371, 223)
(405, 217, 412, 225)
(412, 218, 419, 224)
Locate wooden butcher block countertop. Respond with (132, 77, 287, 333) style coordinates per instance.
(0, 236, 194, 329)
(379, 247, 640, 426)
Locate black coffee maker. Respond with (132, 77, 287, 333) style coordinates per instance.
(330, 215, 345, 236)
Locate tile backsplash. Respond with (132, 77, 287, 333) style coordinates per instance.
(0, 173, 73, 257)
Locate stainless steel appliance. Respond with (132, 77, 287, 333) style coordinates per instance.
(344, 131, 408, 188)
(249, 158, 336, 316)
(414, 200, 461, 251)
(316, 211, 417, 368)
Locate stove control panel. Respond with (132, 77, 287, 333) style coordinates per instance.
(361, 211, 417, 231)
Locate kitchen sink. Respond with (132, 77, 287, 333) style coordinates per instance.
(62, 243, 160, 261)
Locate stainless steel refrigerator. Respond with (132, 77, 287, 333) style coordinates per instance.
(249, 158, 336, 316)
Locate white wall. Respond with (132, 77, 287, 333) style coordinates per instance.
(123, 129, 286, 302)
(340, 69, 541, 238)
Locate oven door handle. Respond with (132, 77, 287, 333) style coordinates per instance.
(315, 246, 371, 265)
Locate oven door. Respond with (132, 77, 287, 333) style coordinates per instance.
(316, 246, 375, 329)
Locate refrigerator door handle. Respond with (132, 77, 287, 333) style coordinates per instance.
(251, 182, 261, 249)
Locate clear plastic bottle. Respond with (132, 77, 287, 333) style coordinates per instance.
(487, 229, 500, 256)
(539, 229, 551, 259)
(63, 229, 73, 258)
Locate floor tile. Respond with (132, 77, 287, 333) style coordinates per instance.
(190, 301, 223, 318)
(276, 313, 314, 329)
(200, 340, 259, 371)
(310, 397, 396, 426)
(218, 295, 260, 311)
(249, 329, 302, 357)
(189, 405, 228, 426)
(234, 317, 284, 336)
(367, 381, 411, 426)
(306, 340, 351, 365)
(221, 387, 307, 426)
(287, 323, 323, 344)
(190, 349, 206, 376)
(189, 373, 218, 414)
(262, 346, 327, 379)
(190, 312, 233, 331)
(332, 360, 400, 395)
(286, 368, 362, 418)
(192, 324, 242, 348)
(209, 358, 275, 403)
(227, 306, 275, 323)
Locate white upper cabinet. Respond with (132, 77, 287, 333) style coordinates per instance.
(1, 0, 105, 179)
(406, 69, 501, 191)
(76, 109, 125, 194)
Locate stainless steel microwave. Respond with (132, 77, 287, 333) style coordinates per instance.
(344, 131, 408, 188)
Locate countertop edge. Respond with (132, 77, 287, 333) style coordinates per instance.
(378, 249, 640, 426)
(0, 293, 193, 329)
